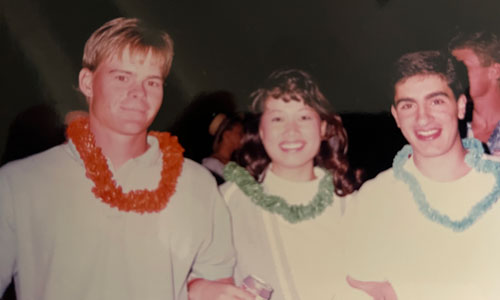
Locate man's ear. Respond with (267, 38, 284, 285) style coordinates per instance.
(489, 63, 500, 81)
(457, 94, 467, 120)
(79, 68, 94, 101)
(391, 105, 400, 128)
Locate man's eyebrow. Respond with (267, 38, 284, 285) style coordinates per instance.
(109, 69, 163, 81)
(395, 91, 451, 106)
(425, 91, 450, 99)
(394, 98, 414, 106)
(147, 75, 164, 81)
(109, 69, 132, 74)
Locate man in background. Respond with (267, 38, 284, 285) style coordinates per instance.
(450, 31, 500, 154)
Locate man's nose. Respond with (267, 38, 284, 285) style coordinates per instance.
(129, 81, 146, 99)
(416, 105, 432, 125)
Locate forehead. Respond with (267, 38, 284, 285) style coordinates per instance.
(101, 46, 164, 72)
(452, 48, 482, 66)
(394, 74, 454, 100)
(263, 96, 314, 112)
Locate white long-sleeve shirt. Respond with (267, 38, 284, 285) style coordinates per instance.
(0, 136, 235, 300)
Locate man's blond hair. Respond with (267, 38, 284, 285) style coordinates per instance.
(82, 17, 174, 78)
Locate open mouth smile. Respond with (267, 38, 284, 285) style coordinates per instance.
(280, 141, 305, 152)
(415, 128, 441, 141)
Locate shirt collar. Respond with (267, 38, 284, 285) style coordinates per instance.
(66, 135, 162, 171)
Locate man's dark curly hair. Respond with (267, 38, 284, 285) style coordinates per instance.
(389, 50, 466, 102)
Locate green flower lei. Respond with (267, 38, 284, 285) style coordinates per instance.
(223, 162, 335, 224)
(393, 138, 500, 232)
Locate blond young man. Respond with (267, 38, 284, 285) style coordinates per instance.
(0, 17, 253, 300)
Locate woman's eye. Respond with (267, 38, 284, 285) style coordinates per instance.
(271, 117, 282, 122)
(300, 115, 313, 120)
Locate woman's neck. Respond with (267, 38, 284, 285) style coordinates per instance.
(270, 163, 316, 182)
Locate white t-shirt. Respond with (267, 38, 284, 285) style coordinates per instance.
(222, 167, 356, 300)
(0, 136, 235, 300)
(340, 155, 500, 300)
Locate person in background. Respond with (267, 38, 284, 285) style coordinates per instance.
(221, 69, 362, 300)
(202, 113, 244, 184)
(450, 31, 500, 155)
(168, 90, 239, 163)
(0, 17, 253, 300)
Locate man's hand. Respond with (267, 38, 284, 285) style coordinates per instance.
(346, 275, 398, 300)
(188, 277, 255, 300)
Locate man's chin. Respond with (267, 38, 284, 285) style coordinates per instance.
(411, 146, 449, 160)
(117, 122, 151, 136)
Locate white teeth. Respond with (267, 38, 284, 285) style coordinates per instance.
(281, 142, 303, 149)
(418, 129, 438, 136)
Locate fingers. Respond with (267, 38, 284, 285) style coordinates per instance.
(228, 285, 256, 300)
(214, 278, 255, 300)
(346, 275, 398, 300)
(187, 279, 255, 300)
(347, 275, 373, 290)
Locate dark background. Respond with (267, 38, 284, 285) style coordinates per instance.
(0, 1, 498, 298)
(1, 0, 498, 174)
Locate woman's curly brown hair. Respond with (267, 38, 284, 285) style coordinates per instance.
(233, 69, 362, 196)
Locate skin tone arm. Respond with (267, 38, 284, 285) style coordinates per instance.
(188, 277, 255, 300)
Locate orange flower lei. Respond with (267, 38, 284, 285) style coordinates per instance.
(67, 117, 184, 214)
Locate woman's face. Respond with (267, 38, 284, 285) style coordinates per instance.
(259, 97, 326, 180)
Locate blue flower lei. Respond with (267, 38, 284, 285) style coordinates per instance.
(393, 138, 500, 232)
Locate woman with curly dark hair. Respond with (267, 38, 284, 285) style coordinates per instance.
(221, 69, 362, 300)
